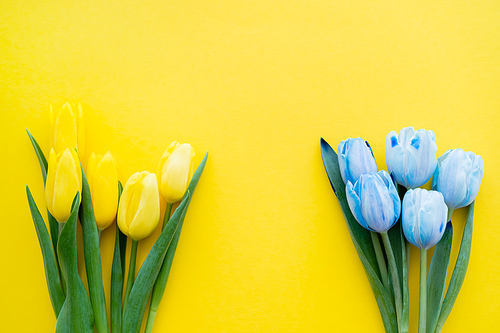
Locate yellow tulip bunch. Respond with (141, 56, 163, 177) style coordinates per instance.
(26, 102, 208, 333)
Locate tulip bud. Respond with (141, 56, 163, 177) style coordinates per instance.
(346, 171, 401, 233)
(432, 148, 484, 210)
(87, 152, 119, 230)
(385, 127, 437, 189)
(402, 188, 447, 249)
(45, 148, 82, 222)
(117, 171, 160, 241)
(156, 142, 195, 203)
(338, 138, 378, 185)
(49, 102, 85, 159)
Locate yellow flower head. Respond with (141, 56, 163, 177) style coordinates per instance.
(87, 152, 119, 230)
(156, 142, 195, 204)
(45, 148, 82, 222)
(50, 102, 85, 159)
(117, 171, 160, 241)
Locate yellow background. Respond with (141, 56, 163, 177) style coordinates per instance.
(1, 1, 499, 332)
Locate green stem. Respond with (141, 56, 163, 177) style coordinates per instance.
(419, 248, 428, 333)
(58, 222, 65, 236)
(144, 203, 174, 333)
(162, 203, 174, 230)
(406, 242, 411, 269)
(447, 208, 454, 222)
(381, 232, 402, 332)
(370, 232, 389, 289)
(123, 240, 138, 315)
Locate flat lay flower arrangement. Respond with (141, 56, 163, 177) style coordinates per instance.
(26, 103, 208, 333)
(321, 127, 484, 333)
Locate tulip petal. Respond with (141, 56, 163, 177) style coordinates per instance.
(92, 152, 118, 229)
(54, 103, 78, 154)
(346, 181, 372, 231)
(45, 149, 57, 215)
(118, 172, 143, 236)
(77, 103, 85, 159)
(361, 174, 395, 232)
(156, 141, 180, 188)
(402, 190, 419, 248)
(86, 152, 100, 190)
(128, 173, 160, 241)
(161, 143, 195, 203)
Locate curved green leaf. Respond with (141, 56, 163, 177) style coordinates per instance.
(26, 129, 48, 183)
(79, 168, 109, 333)
(146, 152, 209, 328)
(427, 222, 453, 333)
(123, 150, 208, 333)
(26, 130, 60, 264)
(436, 202, 475, 331)
(123, 192, 190, 333)
(26, 186, 65, 317)
(55, 193, 94, 333)
(320, 138, 398, 333)
(111, 181, 125, 333)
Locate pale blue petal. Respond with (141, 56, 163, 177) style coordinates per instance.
(402, 190, 419, 248)
(361, 173, 395, 232)
(346, 180, 372, 231)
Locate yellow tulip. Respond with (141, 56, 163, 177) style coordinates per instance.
(49, 102, 85, 159)
(87, 152, 119, 230)
(156, 142, 195, 203)
(45, 148, 82, 222)
(117, 171, 160, 241)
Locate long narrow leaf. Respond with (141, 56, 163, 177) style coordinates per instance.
(123, 151, 208, 333)
(26, 129, 48, 183)
(26, 130, 60, 262)
(79, 168, 109, 333)
(320, 139, 398, 333)
(149, 152, 209, 315)
(427, 222, 453, 333)
(436, 202, 475, 330)
(111, 181, 125, 333)
(55, 193, 94, 332)
(26, 186, 65, 317)
(123, 193, 190, 333)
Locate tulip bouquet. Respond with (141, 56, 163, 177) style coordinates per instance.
(320, 127, 484, 333)
(26, 103, 208, 333)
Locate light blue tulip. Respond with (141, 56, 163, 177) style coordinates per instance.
(338, 138, 378, 185)
(385, 127, 437, 189)
(432, 148, 484, 210)
(402, 188, 447, 249)
(346, 170, 401, 233)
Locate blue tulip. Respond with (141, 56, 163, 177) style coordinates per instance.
(338, 138, 378, 185)
(402, 188, 447, 249)
(385, 127, 437, 189)
(432, 148, 484, 210)
(346, 170, 401, 233)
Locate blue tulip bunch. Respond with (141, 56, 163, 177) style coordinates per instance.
(321, 127, 484, 333)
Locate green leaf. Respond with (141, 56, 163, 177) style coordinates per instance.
(26, 129, 60, 264)
(26, 129, 48, 184)
(55, 193, 94, 333)
(427, 221, 453, 333)
(123, 192, 190, 333)
(123, 151, 208, 333)
(436, 202, 475, 331)
(111, 181, 125, 333)
(26, 186, 65, 317)
(320, 139, 398, 333)
(79, 167, 109, 333)
(388, 185, 409, 333)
